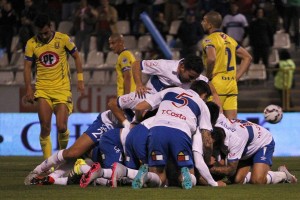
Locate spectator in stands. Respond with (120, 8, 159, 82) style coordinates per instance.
(274, 49, 295, 108)
(0, 0, 17, 63)
(222, 3, 248, 45)
(72, 0, 97, 62)
(177, 9, 203, 58)
(164, 0, 181, 25)
(95, 0, 118, 53)
(249, 8, 274, 69)
(15, 14, 35, 52)
(284, 0, 300, 49)
(21, 0, 38, 22)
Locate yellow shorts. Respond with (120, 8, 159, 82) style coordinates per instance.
(219, 95, 237, 110)
(34, 89, 73, 114)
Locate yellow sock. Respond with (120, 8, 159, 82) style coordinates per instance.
(58, 130, 70, 150)
(40, 135, 52, 159)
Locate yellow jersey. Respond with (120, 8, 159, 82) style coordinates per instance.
(202, 31, 239, 78)
(116, 49, 136, 97)
(25, 32, 76, 90)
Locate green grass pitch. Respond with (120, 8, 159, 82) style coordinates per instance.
(0, 156, 299, 200)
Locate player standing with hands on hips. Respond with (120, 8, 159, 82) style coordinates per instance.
(23, 13, 85, 159)
(201, 11, 252, 119)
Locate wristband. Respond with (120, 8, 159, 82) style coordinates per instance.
(77, 73, 83, 81)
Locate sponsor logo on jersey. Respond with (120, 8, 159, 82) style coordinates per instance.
(204, 39, 211, 43)
(161, 109, 186, 120)
(39, 51, 59, 67)
(151, 151, 163, 161)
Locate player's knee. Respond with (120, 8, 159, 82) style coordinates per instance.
(56, 123, 67, 133)
(40, 124, 51, 134)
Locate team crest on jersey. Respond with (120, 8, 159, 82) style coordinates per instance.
(122, 58, 128, 64)
(204, 39, 211, 43)
(220, 33, 227, 39)
(55, 42, 60, 49)
(177, 152, 189, 161)
(39, 51, 59, 67)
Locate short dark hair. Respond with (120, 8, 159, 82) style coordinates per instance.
(34, 13, 51, 29)
(190, 80, 212, 98)
(211, 127, 227, 154)
(206, 101, 220, 125)
(182, 55, 204, 74)
(205, 11, 222, 29)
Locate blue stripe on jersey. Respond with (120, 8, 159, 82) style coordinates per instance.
(25, 55, 34, 61)
(117, 96, 121, 108)
(140, 60, 143, 70)
(69, 47, 77, 54)
(242, 126, 254, 156)
(150, 75, 168, 92)
(121, 66, 131, 72)
(162, 92, 201, 117)
(236, 45, 240, 50)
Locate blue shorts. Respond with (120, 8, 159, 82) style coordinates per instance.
(85, 113, 114, 144)
(98, 128, 123, 168)
(242, 139, 275, 166)
(125, 124, 149, 169)
(148, 126, 193, 168)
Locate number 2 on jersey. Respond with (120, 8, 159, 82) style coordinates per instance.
(225, 47, 234, 72)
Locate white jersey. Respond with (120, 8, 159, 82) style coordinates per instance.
(100, 110, 121, 128)
(222, 13, 248, 42)
(141, 59, 208, 93)
(146, 87, 212, 138)
(192, 129, 218, 186)
(215, 114, 273, 161)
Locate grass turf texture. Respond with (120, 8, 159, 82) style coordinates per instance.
(0, 156, 299, 200)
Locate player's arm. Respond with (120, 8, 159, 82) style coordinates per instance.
(210, 160, 239, 177)
(132, 61, 150, 98)
(204, 46, 216, 79)
(201, 129, 213, 166)
(107, 97, 129, 127)
(72, 50, 85, 96)
(23, 59, 34, 103)
(236, 46, 252, 81)
(134, 101, 152, 123)
(123, 69, 131, 95)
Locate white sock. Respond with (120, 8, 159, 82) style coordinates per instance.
(267, 171, 286, 184)
(127, 168, 138, 180)
(190, 174, 197, 186)
(51, 161, 74, 178)
(80, 164, 91, 174)
(52, 177, 68, 185)
(34, 150, 65, 173)
(243, 172, 251, 184)
(95, 178, 109, 186)
(102, 168, 112, 179)
(145, 172, 162, 187)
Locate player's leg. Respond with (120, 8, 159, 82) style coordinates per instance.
(54, 103, 70, 150)
(222, 95, 237, 120)
(233, 159, 252, 184)
(37, 97, 53, 159)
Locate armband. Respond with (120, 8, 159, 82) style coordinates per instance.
(77, 73, 83, 81)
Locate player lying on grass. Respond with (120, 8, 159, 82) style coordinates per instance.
(207, 112, 297, 185)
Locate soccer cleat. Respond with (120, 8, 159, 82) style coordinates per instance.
(24, 171, 39, 186)
(67, 159, 87, 185)
(181, 167, 192, 189)
(80, 162, 102, 188)
(132, 164, 148, 189)
(278, 165, 297, 183)
(30, 176, 55, 185)
(111, 162, 127, 188)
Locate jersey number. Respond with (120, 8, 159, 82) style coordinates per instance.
(172, 93, 192, 108)
(225, 47, 234, 72)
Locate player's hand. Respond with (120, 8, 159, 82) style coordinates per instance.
(24, 87, 35, 104)
(77, 80, 85, 96)
(217, 180, 226, 187)
(135, 85, 151, 98)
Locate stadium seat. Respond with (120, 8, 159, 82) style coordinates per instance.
(0, 71, 14, 84)
(273, 32, 291, 49)
(137, 35, 152, 52)
(169, 20, 182, 35)
(68, 52, 85, 69)
(123, 35, 137, 50)
(89, 36, 97, 52)
(57, 21, 73, 35)
(132, 50, 142, 60)
(172, 50, 180, 60)
(105, 51, 118, 66)
(0, 53, 9, 67)
(10, 36, 19, 52)
(268, 48, 279, 67)
(85, 50, 104, 68)
(244, 63, 267, 81)
(116, 20, 130, 35)
(10, 51, 24, 68)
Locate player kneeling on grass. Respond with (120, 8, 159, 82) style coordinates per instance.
(208, 113, 297, 185)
